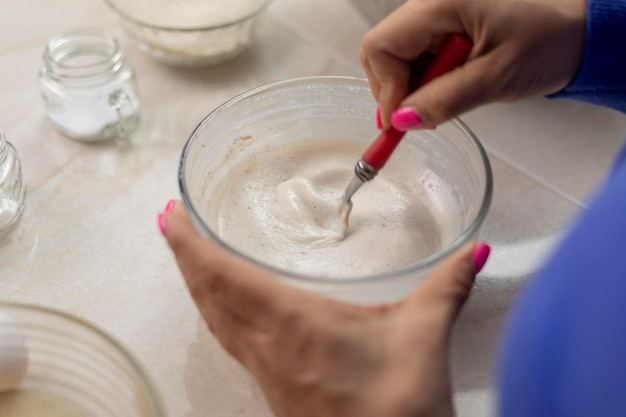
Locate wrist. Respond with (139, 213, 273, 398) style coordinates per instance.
(549, 0, 626, 99)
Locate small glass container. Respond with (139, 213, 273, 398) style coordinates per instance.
(0, 130, 26, 233)
(39, 29, 140, 142)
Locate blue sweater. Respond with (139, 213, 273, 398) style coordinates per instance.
(499, 1, 626, 416)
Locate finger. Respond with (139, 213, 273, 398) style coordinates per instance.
(363, 1, 461, 61)
(162, 201, 302, 331)
(359, 47, 381, 102)
(392, 51, 505, 129)
(360, 1, 463, 128)
(161, 203, 269, 362)
(361, 22, 412, 129)
(406, 241, 490, 326)
(368, 52, 410, 130)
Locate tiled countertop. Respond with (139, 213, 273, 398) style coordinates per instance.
(2, 1, 626, 416)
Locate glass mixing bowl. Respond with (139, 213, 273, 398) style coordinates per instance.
(179, 76, 492, 303)
(0, 302, 165, 417)
(103, 0, 272, 67)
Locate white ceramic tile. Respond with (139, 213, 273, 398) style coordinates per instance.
(480, 154, 584, 277)
(454, 390, 495, 417)
(0, 0, 117, 54)
(464, 97, 626, 204)
(267, 0, 371, 73)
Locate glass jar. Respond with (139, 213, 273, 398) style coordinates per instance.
(0, 130, 26, 233)
(39, 29, 140, 142)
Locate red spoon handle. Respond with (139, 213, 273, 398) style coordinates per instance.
(361, 34, 473, 171)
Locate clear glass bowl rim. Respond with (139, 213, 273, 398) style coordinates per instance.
(103, 0, 273, 31)
(179, 75, 494, 285)
(0, 301, 167, 417)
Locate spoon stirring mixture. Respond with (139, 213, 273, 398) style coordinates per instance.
(332, 34, 473, 235)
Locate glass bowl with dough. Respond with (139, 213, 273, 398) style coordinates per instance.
(0, 302, 165, 416)
(179, 77, 492, 303)
(103, 0, 272, 67)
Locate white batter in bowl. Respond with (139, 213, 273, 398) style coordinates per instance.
(211, 139, 462, 277)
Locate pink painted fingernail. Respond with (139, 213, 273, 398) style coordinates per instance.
(158, 212, 166, 236)
(391, 107, 423, 131)
(165, 199, 175, 213)
(375, 104, 382, 130)
(473, 242, 491, 273)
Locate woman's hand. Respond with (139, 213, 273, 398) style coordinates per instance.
(159, 200, 490, 417)
(360, 0, 586, 130)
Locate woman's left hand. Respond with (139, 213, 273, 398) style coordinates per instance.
(159, 200, 489, 417)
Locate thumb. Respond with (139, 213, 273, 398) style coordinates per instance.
(159, 200, 304, 329)
(406, 241, 490, 326)
(160, 200, 222, 275)
(392, 52, 504, 129)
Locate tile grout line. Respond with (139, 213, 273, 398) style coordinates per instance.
(28, 150, 84, 192)
(484, 145, 589, 209)
(266, 14, 365, 75)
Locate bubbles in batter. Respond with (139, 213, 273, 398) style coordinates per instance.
(211, 139, 461, 278)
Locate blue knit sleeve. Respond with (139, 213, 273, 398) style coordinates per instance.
(548, 0, 626, 113)
(498, 1, 626, 416)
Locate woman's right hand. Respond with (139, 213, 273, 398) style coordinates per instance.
(360, 0, 586, 130)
